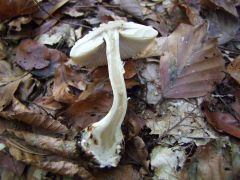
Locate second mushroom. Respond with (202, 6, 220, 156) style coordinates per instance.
(70, 21, 158, 168)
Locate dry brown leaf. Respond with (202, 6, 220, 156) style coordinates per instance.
(0, 80, 21, 111)
(124, 110, 145, 139)
(33, 0, 70, 20)
(1, 112, 68, 134)
(159, 23, 225, 98)
(120, 0, 143, 19)
(32, 19, 58, 37)
(0, 151, 25, 175)
(125, 136, 149, 171)
(8, 16, 32, 31)
(180, 140, 235, 180)
(203, 102, 240, 138)
(0, 0, 38, 20)
(201, 0, 239, 17)
(7, 141, 91, 177)
(227, 55, 240, 84)
(63, 91, 112, 131)
(53, 64, 86, 103)
(16, 39, 50, 71)
(8, 130, 77, 158)
(94, 165, 141, 180)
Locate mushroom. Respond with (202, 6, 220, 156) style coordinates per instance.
(70, 21, 157, 168)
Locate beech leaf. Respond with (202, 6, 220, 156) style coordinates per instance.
(159, 23, 225, 98)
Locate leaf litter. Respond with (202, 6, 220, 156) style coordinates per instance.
(0, 0, 240, 179)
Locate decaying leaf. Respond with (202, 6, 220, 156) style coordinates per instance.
(53, 64, 86, 103)
(33, 0, 69, 20)
(7, 141, 91, 177)
(8, 130, 77, 158)
(201, 3, 239, 44)
(125, 136, 149, 170)
(0, 80, 21, 111)
(16, 39, 50, 71)
(201, 0, 239, 17)
(63, 91, 112, 130)
(180, 139, 239, 180)
(94, 165, 141, 180)
(0, 0, 38, 20)
(8, 16, 32, 31)
(146, 99, 217, 145)
(151, 145, 186, 180)
(159, 23, 225, 98)
(227, 55, 240, 84)
(1, 112, 68, 134)
(120, 0, 143, 19)
(37, 23, 75, 47)
(203, 101, 240, 138)
(0, 151, 25, 175)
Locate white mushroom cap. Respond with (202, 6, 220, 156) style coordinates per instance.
(70, 21, 158, 67)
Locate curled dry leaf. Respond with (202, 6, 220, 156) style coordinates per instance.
(0, 0, 38, 20)
(0, 80, 21, 111)
(201, 0, 239, 17)
(227, 55, 240, 84)
(94, 165, 141, 180)
(33, 0, 69, 20)
(180, 140, 236, 180)
(0, 60, 31, 111)
(37, 23, 75, 47)
(0, 151, 25, 175)
(53, 65, 86, 103)
(203, 102, 240, 138)
(7, 141, 91, 177)
(63, 91, 112, 130)
(159, 23, 225, 98)
(124, 110, 145, 139)
(120, 0, 143, 19)
(125, 136, 149, 171)
(1, 112, 68, 134)
(8, 16, 32, 31)
(8, 130, 77, 158)
(16, 39, 50, 71)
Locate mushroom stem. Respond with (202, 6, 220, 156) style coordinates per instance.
(78, 30, 127, 168)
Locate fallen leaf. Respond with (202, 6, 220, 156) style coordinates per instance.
(63, 91, 112, 131)
(203, 101, 240, 138)
(151, 145, 186, 180)
(201, 4, 239, 44)
(32, 19, 58, 37)
(0, 80, 21, 111)
(146, 99, 217, 145)
(53, 64, 86, 103)
(26, 166, 47, 180)
(1, 112, 68, 134)
(94, 165, 141, 180)
(0, 151, 25, 175)
(7, 141, 91, 177)
(0, 0, 38, 20)
(159, 23, 225, 98)
(8, 130, 77, 158)
(125, 136, 149, 170)
(120, 0, 143, 19)
(33, 0, 69, 20)
(180, 139, 237, 180)
(8, 16, 32, 31)
(124, 110, 145, 139)
(201, 0, 239, 17)
(37, 23, 76, 47)
(227, 55, 240, 84)
(16, 39, 50, 71)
